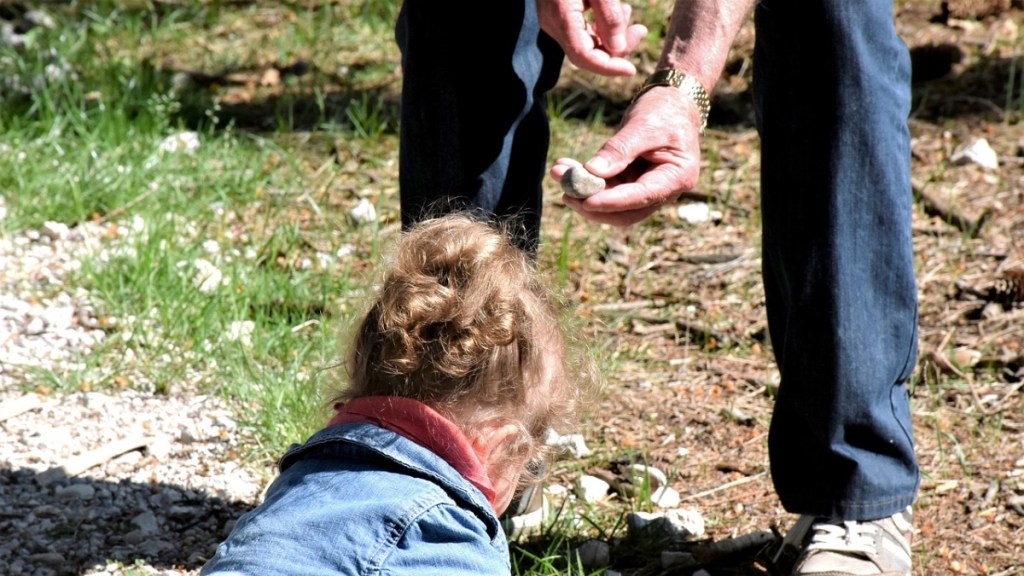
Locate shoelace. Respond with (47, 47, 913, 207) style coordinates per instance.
(805, 521, 880, 556)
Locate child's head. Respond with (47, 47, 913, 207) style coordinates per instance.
(336, 213, 580, 511)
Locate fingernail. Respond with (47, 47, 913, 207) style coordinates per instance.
(587, 157, 609, 174)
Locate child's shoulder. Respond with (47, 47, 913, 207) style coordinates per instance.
(277, 423, 501, 528)
(202, 424, 509, 574)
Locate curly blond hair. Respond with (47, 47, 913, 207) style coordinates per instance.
(336, 213, 579, 472)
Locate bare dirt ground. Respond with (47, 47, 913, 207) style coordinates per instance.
(4, 2, 1019, 575)
(529, 3, 1023, 574)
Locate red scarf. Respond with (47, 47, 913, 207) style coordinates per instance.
(328, 396, 498, 512)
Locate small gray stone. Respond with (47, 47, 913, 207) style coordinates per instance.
(168, 505, 197, 519)
(627, 508, 705, 541)
(31, 505, 62, 518)
(574, 539, 611, 570)
(561, 166, 606, 199)
(122, 529, 147, 545)
(661, 551, 698, 569)
(139, 539, 175, 556)
(56, 483, 96, 501)
(26, 552, 64, 565)
(132, 510, 159, 533)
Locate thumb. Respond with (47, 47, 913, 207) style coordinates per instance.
(584, 135, 638, 179)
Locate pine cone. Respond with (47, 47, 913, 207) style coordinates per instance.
(987, 269, 1024, 306)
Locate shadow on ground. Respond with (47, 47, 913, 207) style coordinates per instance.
(0, 466, 251, 575)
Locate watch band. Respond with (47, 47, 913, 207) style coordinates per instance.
(632, 69, 711, 135)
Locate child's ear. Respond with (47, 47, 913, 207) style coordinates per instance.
(471, 422, 527, 515)
(470, 422, 521, 464)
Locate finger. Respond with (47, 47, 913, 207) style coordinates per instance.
(587, 91, 702, 178)
(579, 157, 695, 209)
(552, 158, 577, 181)
(559, 9, 597, 56)
(615, 6, 648, 54)
(549, 158, 584, 182)
(579, 175, 679, 213)
(562, 195, 660, 227)
(588, 0, 628, 55)
(624, 23, 648, 53)
(565, 47, 639, 76)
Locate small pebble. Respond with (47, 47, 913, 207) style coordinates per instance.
(561, 165, 606, 199)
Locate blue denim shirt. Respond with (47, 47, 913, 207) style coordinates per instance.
(201, 423, 511, 575)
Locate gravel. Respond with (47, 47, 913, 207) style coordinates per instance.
(1, 207, 266, 576)
(0, 203, 705, 575)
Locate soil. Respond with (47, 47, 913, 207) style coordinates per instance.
(529, 3, 1024, 574)
(5, 2, 1021, 575)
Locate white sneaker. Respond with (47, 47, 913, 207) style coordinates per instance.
(785, 507, 913, 576)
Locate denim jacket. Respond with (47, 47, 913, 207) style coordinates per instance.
(201, 423, 511, 575)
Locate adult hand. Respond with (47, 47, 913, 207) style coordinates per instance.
(551, 86, 703, 226)
(537, 0, 648, 76)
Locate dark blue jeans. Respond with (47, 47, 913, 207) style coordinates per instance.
(396, 0, 919, 521)
(395, 0, 563, 254)
(753, 1, 919, 520)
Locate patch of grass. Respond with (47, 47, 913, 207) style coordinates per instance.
(8, 1, 1022, 574)
(0, 2, 389, 464)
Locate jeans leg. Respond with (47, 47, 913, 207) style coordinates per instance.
(753, 1, 919, 520)
(396, 0, 564, 253)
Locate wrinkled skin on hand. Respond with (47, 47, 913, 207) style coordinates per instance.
(552, 86, 703, 227)
(536, 0, 647, 76)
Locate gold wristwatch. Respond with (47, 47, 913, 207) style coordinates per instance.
(632, 69, 711, 135)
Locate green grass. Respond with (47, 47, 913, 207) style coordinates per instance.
(12, 2, 1019, 575)
(0, 3, 643, 572)
(0, 2, 393, 462)
(0, 3, 681, 571)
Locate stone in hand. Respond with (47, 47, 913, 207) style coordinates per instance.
(561, 164, 606, 199)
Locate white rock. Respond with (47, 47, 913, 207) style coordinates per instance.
(501, 493, 548, 540)
(25, 10, 57, 29)
(543, 484, 570, 508)
(226, 320, 255, 347)
(576, 474, 611, 503)
(23, 316, 45, 335)
(159, 131, 201, 155)
(651, 486, 681, 508)
(349, 198, 377, 224)
(627, 463, 667, 489)
(677, 202, 722, 224)
(543, 429, 591, 458)
(546, 483, 569, 496)
(664, 507, 705, 538)
(40, 221, 70, 241)
(951, 138, 999, 170)
(40, 306, 75, 329)
(192, 259, 225, 294)
(171, 72, 192, 94)
(627, 507, 705, 540)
